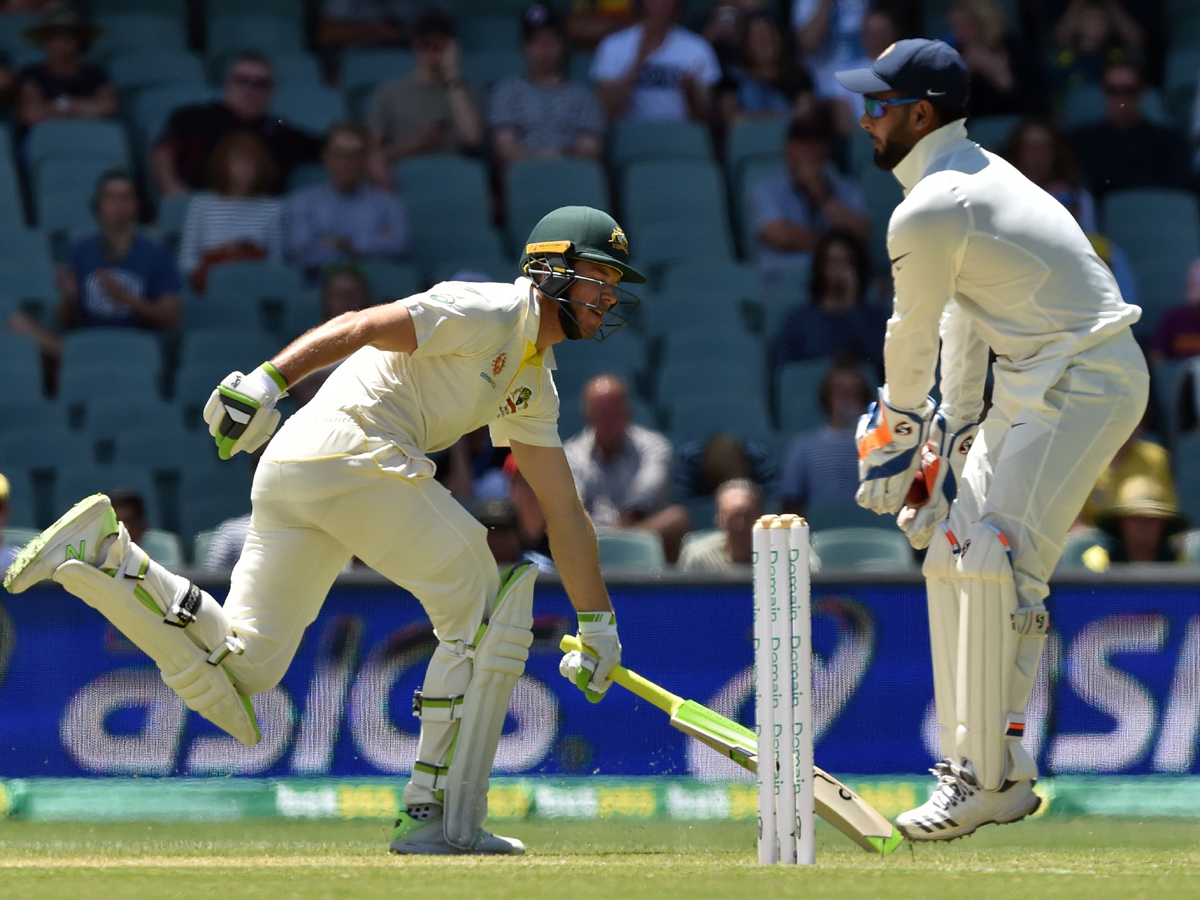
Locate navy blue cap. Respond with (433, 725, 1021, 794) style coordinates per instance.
(836, 39, 970, 109)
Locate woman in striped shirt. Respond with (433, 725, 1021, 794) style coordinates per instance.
(179, 131, 285, 291)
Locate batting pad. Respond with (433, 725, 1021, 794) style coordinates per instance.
(54, 560, 260, 746)
(922, 524, 961, 761)
(954, 523, 1046, 790)
(443, 563, 536, 848)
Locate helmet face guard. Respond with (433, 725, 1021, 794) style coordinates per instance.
(523, 247, 640, 342)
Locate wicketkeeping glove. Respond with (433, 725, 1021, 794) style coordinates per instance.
(897, 410, 979, 549)
(855, 388, 936, 516)
(203, 363, 288, 460)
(559, 611, 621, 703)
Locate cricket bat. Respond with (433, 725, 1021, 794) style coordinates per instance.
(560, 635, 903, 854)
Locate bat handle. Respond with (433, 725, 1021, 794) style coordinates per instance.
(559, 634, 683, 715)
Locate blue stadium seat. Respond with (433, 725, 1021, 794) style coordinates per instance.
(173, 361, 232, 423)
(396, 156, 491, 232)
(204, 262, 304, 302)
(35, 189, 93, 236)
(141, 529, 184, 567)
(208, 0, 303, 15)
(107, 51, 204, 93)
(61, 328, 161, 378)
(0, 259, 59, 315)
(54, 464, 160, 523)
(272, 86, 347, 137)
(27, 121, 130, 175)
(114, 426, 217, 472)
(82, 398, 179, 450)
(410, 223, 506, 280)
(1164, 46, 1200, 130)
(0, 398, 66, 432)
(661, 260, 757, 300)
(727, 117, 787, 178)
(282, 293, 323, 340)
(966, 114, 1023, 151)
(207, 13, 304, 57)
(427, 254, 512, 285)
(0, 357, 44, 400)
(810, 527, 915, 570)
(179, 328, 279, 374)
(622, 161, 731, 253)
(181, 293, 276, 334)
(154, 192, 192, 249)
(595, 527, 665, 569)
(1182, 529, 1200, 566)
(859, 163, 906, 272)
(285, 163, 326, 193)
(0, 465, 36, 528)
(269, 52, 324, 87)
(178, 467, 254, 541)
(1064, 84, 1169, 129)
(803, 499, 883, 532)
(629, 218, 734, 271)
(0, 14, 35, 56)
(359, 260, 422, 301)
(59, 365, 163, 415)
(460, 15, 521, 52)
(609, 120, 713, 169)
(777, 359, 832, 434)
(567, 52, 592, 83)
(736, 156, 783, 258)
(341, 48, 415, 90)
(0, 427, 95, 468)
(656, 359, 762, 414)
(132, 85, 216, 138)
(505, 159, 610, 250)
(33, 158, 121, 204)
(461, 49, 526, 88)
(666, 390, 775, 447)
(0, 228, 51, 266)
(93, 13, 187, 58)
(92, 0, 185, 17)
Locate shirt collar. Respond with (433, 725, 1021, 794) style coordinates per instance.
(891, 119, 971, 194)
(517, 277, 556, 371)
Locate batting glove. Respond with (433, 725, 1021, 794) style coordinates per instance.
(855, 388, 936, 516)
(559, 611, 621, 703)
(897, 410, 979, 549)
(203, 363, 288, 460)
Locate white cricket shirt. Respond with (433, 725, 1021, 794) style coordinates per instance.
(277, 278, 561, 467)
(883, 120, 1140, 419)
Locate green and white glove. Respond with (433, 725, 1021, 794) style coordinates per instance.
(203, 363, 288, 460)
(559, 611, 621, 703)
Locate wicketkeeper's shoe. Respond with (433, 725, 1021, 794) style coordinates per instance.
(3, 494, 119, 594)
(896, 758, 1041, 841)
(388, 805, 525, 856)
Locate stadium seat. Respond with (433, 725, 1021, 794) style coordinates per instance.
(777, 359, 832, 434)
(410, 223, 507, 280)
(178, 467, 254, 540)
(966, 114, 1022, 151)
(61, 328, 161, 378)
(34, 189, 93, 237)
(272, 86, 347, 137)
(3, 527, 39, 551)
(0, 357, 44, 400)
(181, 293, 279, 335)
(804, 499, 888, 532)
(594, 526, 665, 569)
(285, 163, 326, 193)
(396, 156, 491, 232)
(0, 427, 95, 468)
(93, 13, 187, 58)
(1174, 433, 1200, 526)
(178, 328, 279, 374)
(53, 464, 159, 522)
(655, 358, 761, 411)
(204, 262, 304, 302)
(859, 163, 906, 272)
(193, 529, 218, 566)
(359, 260, 422, 301)
(460, 15, 521, 52)
(282, 293, 323, 340)
(0, 465, 35, 528)
(567, 51, 592, 83)
(505, 159, 610, 250)
(33, 158, 121, 204)
(206, 13, 304, 57)
(666, 390, 775, 447)
(630, 219, 735, 272)
(0, 258, 58, 314)
(1103, 189, 1200, 332)
(735, 156, 784, 258)
(268, 52, 324, 87)
(59, 366, 163, 417)
(609, 120, 713, 169)
(661, 260, 757, 299)
(82, 398, 179, 454)
(811, 527, 915, 569)
(107, 51, 204, 94)
(1181, 529, 1200, 566)
(0, 397, 66, 432)
(0, 333, 46, 381)
(132, 85, 215, 138)
(1164, 46, 1200, 130)
(140, 529, 183, 568)
(727, 117, 787, 179)
(1064, 83, 1169, 129)
(622, 160, 729, 234)
(173, 362, 231, 423)
(92, 0, 186, 18)
(461, 49, 526, 88)
(0, 14, 35, 57)
(0, 228, 51, 267)
(27, 121, 130, 175)
(342, 48, 415, 117)
(154, 192, 192, 249)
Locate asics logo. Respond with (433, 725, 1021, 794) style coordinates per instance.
(65, 541, 85, 561)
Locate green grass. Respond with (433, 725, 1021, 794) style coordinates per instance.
(0, 818, 1197, 900)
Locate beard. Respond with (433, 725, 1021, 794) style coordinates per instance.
(873, 136, 915, 171)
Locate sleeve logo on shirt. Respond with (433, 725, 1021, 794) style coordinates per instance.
(492, 352, 507, 375)
(499, 386, 533, 416)
(427, 293, 454, 305)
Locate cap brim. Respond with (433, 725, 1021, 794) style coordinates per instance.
(574, 250, 645, 284)
(835, 66, 892, 94)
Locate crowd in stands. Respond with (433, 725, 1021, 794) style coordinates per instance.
(1, 0, 1200, 574)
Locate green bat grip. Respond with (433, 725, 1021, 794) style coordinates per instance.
(560, 634, 684, 717)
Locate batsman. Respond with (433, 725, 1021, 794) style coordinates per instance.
(837, 41, 1148, 839)
(4, 206, 640, 855)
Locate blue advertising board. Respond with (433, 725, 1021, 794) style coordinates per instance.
(0, 575, 1197, 779)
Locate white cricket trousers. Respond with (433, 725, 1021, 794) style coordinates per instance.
(948, 328, 1150, 606)
(217, 413, 500, 697)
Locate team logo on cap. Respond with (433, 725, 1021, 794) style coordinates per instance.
(878, 42, 896, 59)
(609, 227, 629, 255)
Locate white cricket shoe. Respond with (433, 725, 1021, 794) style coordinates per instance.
(896, 759, 1041, 841)
(388, 805, 525, 856)
(4, 494, 120, 594)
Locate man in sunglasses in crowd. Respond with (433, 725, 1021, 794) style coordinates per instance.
(152, 51, 322, 196)
(836, 39, 1147, 840)
(6, 206, 642, 857)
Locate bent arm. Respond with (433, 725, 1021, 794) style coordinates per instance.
(269, 301, 417, 386)
(510, 441, 613, 614)
(937, 299, 988, 424)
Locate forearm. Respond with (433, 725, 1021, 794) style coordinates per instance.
(124, 293, 181, 330)
(492, 129, 532, 165)
(685, 83, 711, 122)
(546, 505, 613, 613)
(270, 304, 410, 385)
(598, 78, 636, 121)
(797, 1, 832, 54)
(448, 85, 482, 149)
(759, 220, 821, 253)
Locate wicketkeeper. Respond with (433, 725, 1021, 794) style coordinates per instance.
(837, 41, 1149, 839)
(4, 206, 641, 855)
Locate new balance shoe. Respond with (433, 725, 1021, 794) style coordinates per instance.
(896, 758, 1041, 841)
(388, 805, 525, 855)
(4, 494, 120, 594)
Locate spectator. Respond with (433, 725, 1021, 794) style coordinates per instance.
(287, 123, 408, 281)
(5, 171, 181, 366)
(179, 132, 285, 292)
(470, 497, 555, 573)
(489, 4, 604, 171)
(673, 431, 777, 506)
(564, 374, 691, 562)
(0, 473, 17, 573)
(1077, 423, 1176, 527)
(677, 477, 763, 571)
(1050, 0, 1141, 108)
(791, 0, 866, 103)
(367, 10, 483, 175)
(590, 0, 721, 123)
(776, 231, 886, 372)
(822, 6, 899, 133)
(109, 488, 148, 544)
(717, 10, 814, 129)
(1070, 59, 1191, 200)
(441, 426, 511, 502)
(152, 52, 321, 197)
(751, 110, 870, 276)
(204, 511, 251, 570)
(566, 0, 636, 50)
(288, 264, 375, 406)
(702, 0, 762, 72)
(317, 0, 412, 51)
(779, 357, 871, 515)
(946, 0, 1046, 117)
(1093, 475, 1186, 563)
(1149, 259, 1200, 365)
(502, 452, 550, 560)
(17, 5, 117, 130)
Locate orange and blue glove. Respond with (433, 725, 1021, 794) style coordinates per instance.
(855, 388, 936, 516)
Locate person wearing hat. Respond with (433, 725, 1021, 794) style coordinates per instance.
(0, 474, 16, 574)
(18, 4, 116, 129)
(1091, 475, 1187, 565)
(837, 39, 1148, 839)
(489, 4, 604, 172)
(6, 206, 642, 857)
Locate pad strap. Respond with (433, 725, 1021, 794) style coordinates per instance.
(411, 760, 450, 791)
(206, 635, 245, 666)
(164, 583, 204, 628)
(412, 690, 465, 723)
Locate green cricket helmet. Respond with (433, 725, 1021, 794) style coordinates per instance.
(520, 206, 644, 342)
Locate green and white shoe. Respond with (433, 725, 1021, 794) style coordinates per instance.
(388, 805, 525, 856)
(4, 494, 119, 594)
